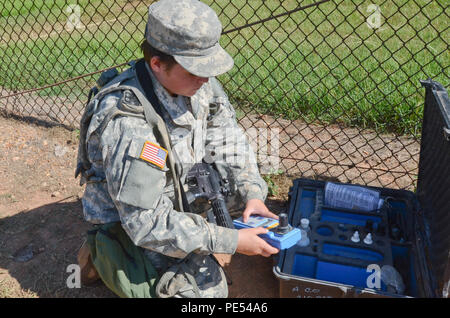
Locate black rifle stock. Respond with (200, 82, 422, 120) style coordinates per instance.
(186, 163, 235, 229)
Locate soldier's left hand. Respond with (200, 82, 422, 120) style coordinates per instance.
(242, 199, 279, 223)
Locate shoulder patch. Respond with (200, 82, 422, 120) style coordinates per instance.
(139, 141, 168, 169)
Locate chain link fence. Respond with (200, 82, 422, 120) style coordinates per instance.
(0, 0, 448, 190)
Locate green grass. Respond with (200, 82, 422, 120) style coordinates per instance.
(1, 0, 70, 18)
(0, 0, 151, 100)
(212, 0, 449, 136)
(0, 0, 134, 19)
(0, 0, 448, 136)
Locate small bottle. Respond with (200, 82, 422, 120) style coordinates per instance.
(300, 218, 311, 234)
(363, 233, 373, 245)
(297, 218, 311, 247)
(324, 182, 384, 212)
(351, 231, 360, 243)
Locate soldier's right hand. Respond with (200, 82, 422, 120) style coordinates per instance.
(236, 227, 279, 257)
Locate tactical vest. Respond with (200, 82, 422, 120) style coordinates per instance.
(75, 58, 229, 213)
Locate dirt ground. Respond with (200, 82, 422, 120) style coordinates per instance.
(0, 113, 290, 298)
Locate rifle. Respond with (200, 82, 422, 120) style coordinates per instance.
(185, 162, 235, 229)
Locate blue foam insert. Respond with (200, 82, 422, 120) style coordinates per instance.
(322, 243, 384, 261)
(320, 209, 382, 226)
(299, 190, 316, 219)
(292, 254, 317, 277)
(291, 255, 387, 291)
(316, 225, 333, 236)
(282, 180, 418, 296)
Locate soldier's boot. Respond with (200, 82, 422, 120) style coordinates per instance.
(77, 240, 100, 285)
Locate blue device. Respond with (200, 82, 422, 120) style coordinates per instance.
(233, 214, 302, 250)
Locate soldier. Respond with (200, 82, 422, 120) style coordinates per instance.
(76, 0, 279, 298)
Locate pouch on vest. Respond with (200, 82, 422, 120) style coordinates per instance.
(86, 222, 159, 298)
(116, 137, 167, 210)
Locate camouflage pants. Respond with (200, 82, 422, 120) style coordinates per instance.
(145, 251, 228, 298)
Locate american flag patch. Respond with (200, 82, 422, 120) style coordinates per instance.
(139, 141, 168, 169)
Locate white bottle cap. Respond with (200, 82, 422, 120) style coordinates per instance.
(351, 231, 360, 243)
(300, 218, 310, 229)
(364, 233, 373, 245)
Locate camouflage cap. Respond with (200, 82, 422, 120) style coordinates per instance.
(145, 0, 234, 78)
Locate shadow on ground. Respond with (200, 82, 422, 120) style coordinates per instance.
(0, 198, 115, 297)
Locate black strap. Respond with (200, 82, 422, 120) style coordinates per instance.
(135, 58, 192, 213)
(135, 58, 165, 120)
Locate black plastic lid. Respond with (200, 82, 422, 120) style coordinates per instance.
(417, 79, 450, 298)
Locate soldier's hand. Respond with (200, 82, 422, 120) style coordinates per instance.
(242, 199, 278, 223)
(236, 227, 279, 257)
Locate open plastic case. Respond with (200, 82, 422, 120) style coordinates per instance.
(274, 80, 450, 298)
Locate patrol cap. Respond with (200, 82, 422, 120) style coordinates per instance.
(145, 0, 234, 78)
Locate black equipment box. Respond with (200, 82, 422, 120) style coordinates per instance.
(274, 80, 450, 298)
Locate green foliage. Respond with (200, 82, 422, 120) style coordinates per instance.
(262, 169, 284, 197)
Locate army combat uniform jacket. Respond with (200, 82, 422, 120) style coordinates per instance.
(78, 61, 268, 266)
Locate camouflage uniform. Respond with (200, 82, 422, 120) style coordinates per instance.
(78, 0, 267, 298)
